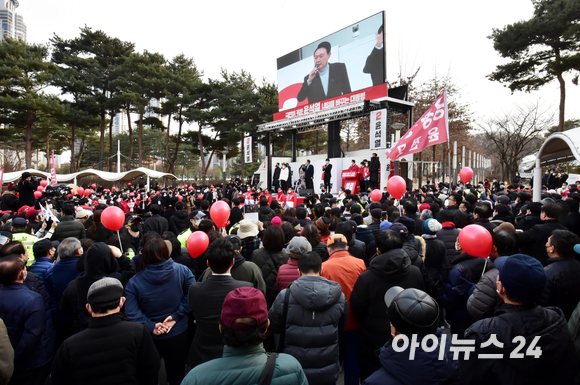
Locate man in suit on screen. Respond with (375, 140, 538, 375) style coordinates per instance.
(297, 41, 351, 104)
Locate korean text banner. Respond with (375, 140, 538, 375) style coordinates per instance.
(386, 90, 449, 160)
(370, 108, 387, 150)
(276, 12, 386, 116)
(244, 137, 252, 163)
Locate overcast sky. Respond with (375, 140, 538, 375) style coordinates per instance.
(19, 0, 579, 129)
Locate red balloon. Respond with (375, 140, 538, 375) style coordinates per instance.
(458, 224, 493, 258)
(36, 186, 44, 192)
(112, 186, 117, 191)
(459, 167, 474, 184)
(370, 189, 382, 202)
(127, 183, 132, 187)
(210, 200, 230, 228)
(129, 192, 135, 197)
(84, 189, 91, 196)
(34, 191, 42, 199)
(186, 231, 209, 259)
(39, 180, 48, 187)
(188, 186, 194, 191)
(91, 183, 97, 189)
(76, 187, 84, 196)
(101, 206, 125, 231)
(387, 176, 406, 200)
(184, 184, 188, 188)
(177, 194, 183, 201)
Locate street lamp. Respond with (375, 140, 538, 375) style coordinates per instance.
(220, 150, 229, 190)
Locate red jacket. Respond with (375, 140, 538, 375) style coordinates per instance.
(286, 192, 298, 208)
(276, 192, 286, 205)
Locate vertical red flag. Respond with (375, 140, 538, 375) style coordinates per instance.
(51, 151, 57, 185)
(386, 90, 449, 160)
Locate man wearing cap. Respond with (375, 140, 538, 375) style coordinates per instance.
(363, 287, 458, 385)
(269, 251, 347, 385)
(276, 236, 311, 291)
(459, 254, 578, 384)
(0, 256, 55, 385)
(321, 233, 366, 385)
(11, 217, 39, 266)
(186, 238, 253, 371)
(51, 277, 161, 385)
(29, 239, 59, 314)
(181, 287, 307, 385)
(17, 172, 37, 208)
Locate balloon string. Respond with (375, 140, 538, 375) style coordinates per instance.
(117, 230, 124, 255)
(480, 257, 488, 279)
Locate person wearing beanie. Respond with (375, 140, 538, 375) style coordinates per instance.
(363, 287, 458, 385)
(51, 277, 161, 385)
(320, 234, 366, 385)
(181, 287, 307, 385)
(459, 254, 577, 385)
(276, 236, 311, 291)
(316, 216, 332, 243)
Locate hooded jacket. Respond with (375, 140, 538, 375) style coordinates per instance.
(350, 248, 425, 381)
(125, 258, 195, 339)
(269, 275, 348, 385)
(74, 243, 135, 330)
(52, 215, 86, 242)
(169, 209, 190, 236)
(362, 329, 459, 385)
(258, 205, 276, 224)
(437, 224, 461, 266)
(460, 305, 578, 385)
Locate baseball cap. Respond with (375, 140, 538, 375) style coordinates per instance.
(327, 233, 348, 247)
(389, 223, 408, 236)
(25, 209, 40, 219)
(380, 221, 393, 231)
(285, 236, 312, 256)
(87, 277, 124, 306)
(221, 287, 268, 331)
(385, 286, 439, 336)
(498, 195, 510, 205)
(11, 217, 27, 227)
(494, 254, 547, 301)
(371, 208, 383, 219)
(33, 239, 60, 257)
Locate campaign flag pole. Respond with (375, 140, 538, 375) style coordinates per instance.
(386, 90, 450, 186)
(50, 151, 57, 185)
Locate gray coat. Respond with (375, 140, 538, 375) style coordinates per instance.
(269, 275, 348, 385)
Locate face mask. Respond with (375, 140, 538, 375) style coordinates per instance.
(79, 247, 83, 255)
(46, 204, 52, 210)
(455, 242, 461, 251)
(23, 270, 27, 281)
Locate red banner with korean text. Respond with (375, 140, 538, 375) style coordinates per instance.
(386, 90, 449, 160)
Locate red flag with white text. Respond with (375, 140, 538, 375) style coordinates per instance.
(386, 90, 449, 160)
(51, 151, 57, 185)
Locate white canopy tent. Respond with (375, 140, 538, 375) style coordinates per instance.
(527, 127, 580, 201)
(3, 167, 176, 189)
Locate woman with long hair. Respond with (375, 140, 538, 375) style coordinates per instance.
(124, 237, 195, 385)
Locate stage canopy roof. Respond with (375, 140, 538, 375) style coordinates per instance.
(3, 167, 176, 184)
(522, 127, 580, 171)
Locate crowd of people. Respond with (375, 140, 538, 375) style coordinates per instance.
(1, 170, 580, 385)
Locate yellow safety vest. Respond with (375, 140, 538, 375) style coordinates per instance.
(177, 229, 192, 248)
(12, 232, 39, 267)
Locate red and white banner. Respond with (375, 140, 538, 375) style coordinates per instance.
(386, 90, 449, 160)
(50, 151, 57, 185)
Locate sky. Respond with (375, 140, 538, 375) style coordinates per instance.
(18, 0, 579, 131)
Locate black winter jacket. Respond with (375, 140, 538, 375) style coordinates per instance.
(258, 205, 276, 223)
(52, 215, 86, 242)
(515, 214, 541, 231)
(169, 209, 190, 236)
(422, 236, 449, 301)
(142, 214, 169, 236)
(538, 257, 580, 320)
(460, 305, 578, 385)
(466, 267, 502, 320)
(51, 313, 160, 385)
(269, 276, 348, 385)
(437, 226, 461, 266)
(516, 220, 567, 265)
(251, 248, 288, 307)
(350, 248, 425, 381)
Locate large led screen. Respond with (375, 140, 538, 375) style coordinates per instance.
(276, 12, 386, 120)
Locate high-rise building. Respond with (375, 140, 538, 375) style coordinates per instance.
(0, 0, 26, 42)
(112, 110, 129, 136)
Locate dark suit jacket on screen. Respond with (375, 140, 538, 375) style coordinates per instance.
(305, 165, 314, 179)
(297, 62, 351, 104)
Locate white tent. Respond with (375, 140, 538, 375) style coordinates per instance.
(529, 127, 580, 201)
(4, 167, 176, 186)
